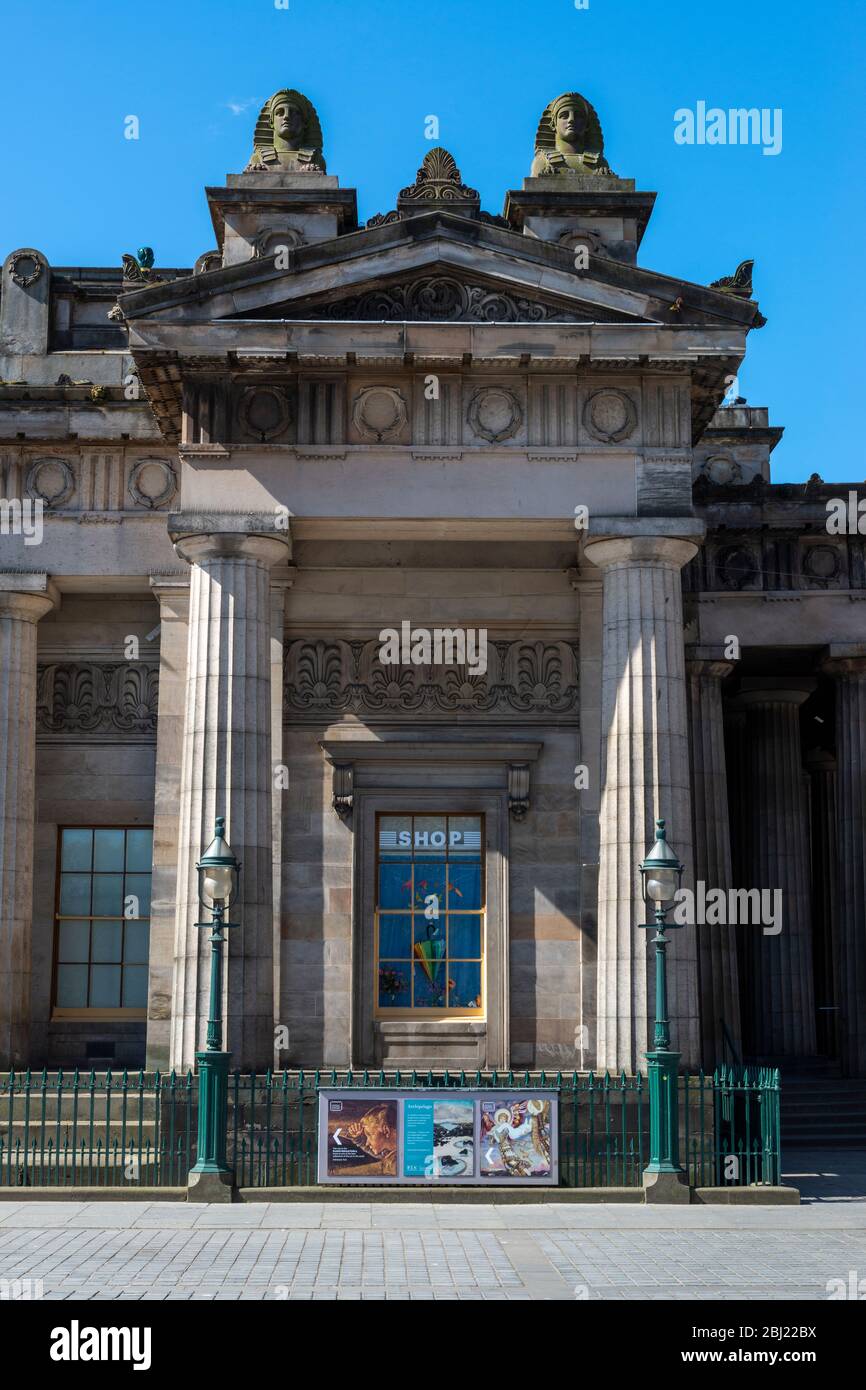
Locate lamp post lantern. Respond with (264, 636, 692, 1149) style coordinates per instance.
(639, 819, 686, 1185)
(188, 816, 240, 1197)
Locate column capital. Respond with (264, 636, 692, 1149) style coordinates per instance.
(168, 511, 292, 568)
(733, 677, 817, 710)
(685, 643, 738, 681)
(822, 643, 866, 678)
(0, 572, 59, 623)
(583, 520, 702, 573)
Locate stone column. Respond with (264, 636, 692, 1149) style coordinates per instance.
(0, 574, 58, 1066)
(823, 648, 866, 1075)
(585, 528, 701, 1074)
(145, 575, 190, 1071)
(169, 520, 290, 1071)
(686, 648, 741, 1068)
(734, 682, 816, 1058)
(805, 749, 837, 1060)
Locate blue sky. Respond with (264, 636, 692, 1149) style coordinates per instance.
(3, 0, 864, 482)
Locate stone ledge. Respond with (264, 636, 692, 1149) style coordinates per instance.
(237, 1185, 645, 1203)
(0, 1186, 187, 1202)
(693, 1185, 800, 1205)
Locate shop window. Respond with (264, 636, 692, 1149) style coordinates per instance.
(52, 828, 153, 1016)
(375, 814, 484, 1017)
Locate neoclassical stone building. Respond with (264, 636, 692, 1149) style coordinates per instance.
(1, 89, 864, 1079)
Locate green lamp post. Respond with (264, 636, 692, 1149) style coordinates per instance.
(639, 819, 685, 1178)
(189, 816, 240, 1191)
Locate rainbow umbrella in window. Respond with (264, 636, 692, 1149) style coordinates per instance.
(413, 925, 444, 983)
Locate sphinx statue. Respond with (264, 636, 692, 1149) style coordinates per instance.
(531, 92, 613, 176)
(245, 89, 326, 173)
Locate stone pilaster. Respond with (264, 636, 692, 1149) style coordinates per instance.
(0, 574, 58, 1066)
(686, 649, 741, 1067)
(734, 682, 816, 1058)
(169, 520, 290, 1070)
(584, 527, 701, 1073)
(823, 647, 866, 1076)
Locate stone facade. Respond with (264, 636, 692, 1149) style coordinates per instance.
(1, 90, 864, 1077)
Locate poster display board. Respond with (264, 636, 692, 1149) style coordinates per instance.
(317, 1088, 559, 1185)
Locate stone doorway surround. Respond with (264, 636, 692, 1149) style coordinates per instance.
(320, 735, 542, 1070)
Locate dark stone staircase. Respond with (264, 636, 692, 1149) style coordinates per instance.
(771, 1058, 866, 1148)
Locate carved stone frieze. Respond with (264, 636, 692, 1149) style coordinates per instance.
(127, 456, 177, 509)
(283, 637, 579, 723)
(466, 386, 523, 443)
(26, 455, 76, 507)
(36, 663, 159, 739)
(351, 385, 408, 442)
(314, 276, 597, 323)
(236, 384, 292, 442)
(582, 387, 637, 443)
(9, 250, 44, 289)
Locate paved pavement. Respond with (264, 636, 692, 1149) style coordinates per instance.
(0, 1149, 864, 1301)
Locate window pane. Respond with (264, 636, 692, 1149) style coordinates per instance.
(91, 921, 123, 963)
(122, 965, 148, 1008)
(448, 862, 481, 911)
(413, 860, 446, 906)
(378, 915, 411, 958)
(124, 874, 151, 918)
(58, 920, 90, 963)
(449, 914, 481, 959)
(61, 829, 92, 871)
(60, 874, 91, 915)
(93, 829, 125, 872)
(448, 961, 482, 1010)
(125, 828, 153, 873)
(91, 874, 124, 916)
(378, 816, 411, 857)
(378, 861, 412, 910)
(124, 920, 150, 965)
(447, 816, 483, 857)
(414, 962, 446, 1008)
(90, 964, 121, 1008)
(378, 964, 410, 1008)
(413, 816, 447, 856)
(413, 915, 445, 951)
(56, 964, 88, 1008)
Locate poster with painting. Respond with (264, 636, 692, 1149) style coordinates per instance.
(479, 1097, 553, 1179)
(325, 1096, 398, 1178)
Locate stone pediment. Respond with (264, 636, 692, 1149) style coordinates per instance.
(117, 210, 759, 333)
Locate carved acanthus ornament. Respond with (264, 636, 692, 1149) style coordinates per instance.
(36, 663, 159, 739)
(283, 638, 579, 723)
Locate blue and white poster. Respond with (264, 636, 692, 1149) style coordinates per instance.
(403, 1098, 475, 1177)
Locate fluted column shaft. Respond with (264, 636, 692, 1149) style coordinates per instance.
(170, 532, 288, 1070)
(687, 654, 741, 1067)
(806, 750, 837, 1060)
(586, 533, 700, 1073)
(0, 580, 57, 1066)
(824, 655, 866, 1075)
(736, 686, 816, 1057)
